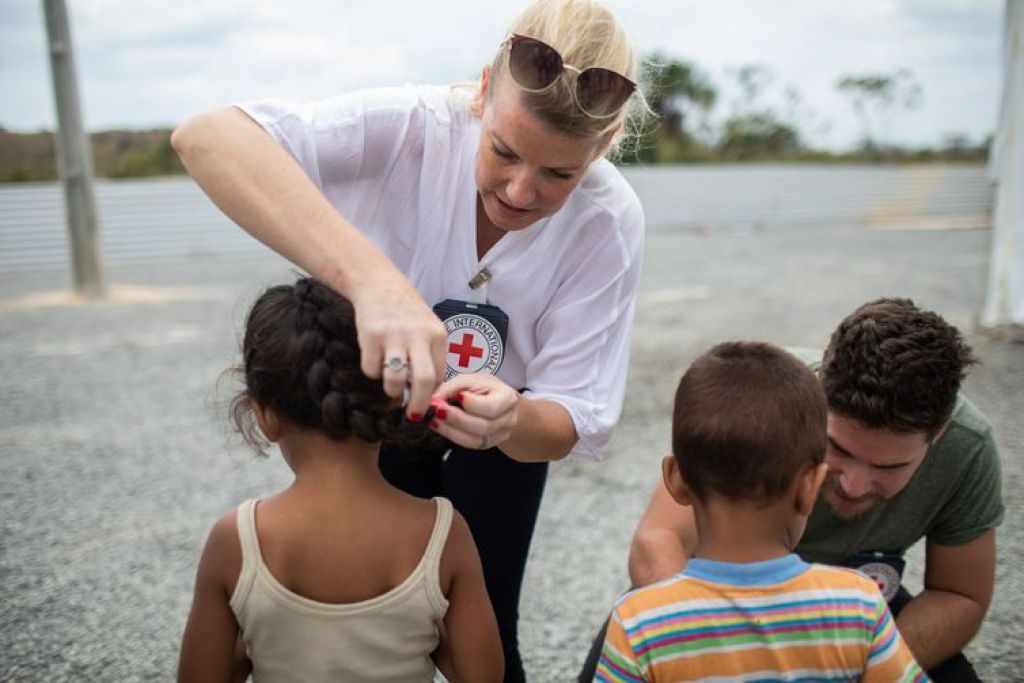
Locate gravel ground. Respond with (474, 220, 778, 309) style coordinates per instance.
(1, 222, 1020, 681)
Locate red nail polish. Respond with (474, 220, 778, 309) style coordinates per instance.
(409, 413, 423, 423)
(430, 420, 440, 429)
(436, 407, 448, 420)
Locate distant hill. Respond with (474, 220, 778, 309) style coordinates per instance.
(0, 124, 986, 183)
(0, 128, 184, 182)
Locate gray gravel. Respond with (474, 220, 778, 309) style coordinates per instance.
(1, 221, 1021, 681)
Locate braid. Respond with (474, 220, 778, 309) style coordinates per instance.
(289, 278, 395, 443)
(233, 277, 421, 453)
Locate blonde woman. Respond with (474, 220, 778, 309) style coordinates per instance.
(173, 1, 644, 678)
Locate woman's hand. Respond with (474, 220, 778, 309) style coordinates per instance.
(349, 270, 448, 419)
(428, 374, 519, 451)
(430, 375, 579, 462)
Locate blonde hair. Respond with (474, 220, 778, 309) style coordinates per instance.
(468, 0, 644, 159)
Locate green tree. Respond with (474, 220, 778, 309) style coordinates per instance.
(717, 65, 804, 160)
(629, 54, 717, 162)
(644, 55, 717, 141)
(719, 114, 801, 160)
(836, 69, 923, 152)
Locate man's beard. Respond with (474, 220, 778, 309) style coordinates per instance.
(822, 473, 885, 519)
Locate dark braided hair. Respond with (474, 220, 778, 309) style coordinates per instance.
(821, 298, 977, 439)
(231, 277, 414, 454)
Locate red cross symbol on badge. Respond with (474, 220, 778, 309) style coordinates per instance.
(448, 332, 484, 368)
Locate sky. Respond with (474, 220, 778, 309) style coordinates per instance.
(0, 0, 1006, 151)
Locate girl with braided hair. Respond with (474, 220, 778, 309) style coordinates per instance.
(178, 277, 502, 682)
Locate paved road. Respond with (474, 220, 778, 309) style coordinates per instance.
(1, 184, 1020, 680)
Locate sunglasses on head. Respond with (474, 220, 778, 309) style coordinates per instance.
(504, 34, 636, 119)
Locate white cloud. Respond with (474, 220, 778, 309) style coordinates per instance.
(0, 0, 1003, 150)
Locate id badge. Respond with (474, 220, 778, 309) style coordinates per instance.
(846, 550, 906, 603)
(433, 299, 509, 380)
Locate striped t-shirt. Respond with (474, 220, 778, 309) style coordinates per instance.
(597, 554, 927, 682)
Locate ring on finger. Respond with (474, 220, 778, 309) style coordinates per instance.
(383, 356, 409, 373)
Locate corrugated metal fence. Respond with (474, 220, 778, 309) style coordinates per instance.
(0, 179, 253, 272)
(0, 164, 993, 273)
(627, 163, 992, 231)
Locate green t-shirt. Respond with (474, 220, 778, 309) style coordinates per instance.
(790, 349, 1005, 565)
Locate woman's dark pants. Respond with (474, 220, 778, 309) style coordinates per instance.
(381, 439, 548, 683)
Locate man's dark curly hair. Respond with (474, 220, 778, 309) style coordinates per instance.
(231, 277, 421, 455)
(821, 298, 976, 440)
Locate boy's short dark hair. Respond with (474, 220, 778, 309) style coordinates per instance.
(672, 342, 827, 504)
(821, 298, 976, 440)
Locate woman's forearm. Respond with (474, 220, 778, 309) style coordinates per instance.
(500, 397, 577, 463)
(171, 106, 397, 297)
(172, 106, 447, 415)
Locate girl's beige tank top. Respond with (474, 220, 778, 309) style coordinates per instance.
(229, 497, 452, 682)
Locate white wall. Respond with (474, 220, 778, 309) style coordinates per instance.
(983, 0, 1024, 328)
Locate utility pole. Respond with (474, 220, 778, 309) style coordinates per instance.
(43, 0, 104, 297)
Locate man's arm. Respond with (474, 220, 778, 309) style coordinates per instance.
(895, 529, 995, 670)
(627, 479, 697, 587)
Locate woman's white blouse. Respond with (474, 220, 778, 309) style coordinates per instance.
(239, 84, 645, 461)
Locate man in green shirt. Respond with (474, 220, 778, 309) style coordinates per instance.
(585, 298, 1004, 682)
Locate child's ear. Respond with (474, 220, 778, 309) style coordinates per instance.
(795, 462, 828, 516)
(662, 455, 693, 507)
(252, 401, 282, 443)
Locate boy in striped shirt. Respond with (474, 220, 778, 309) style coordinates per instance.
(597, 342, 926, 682)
